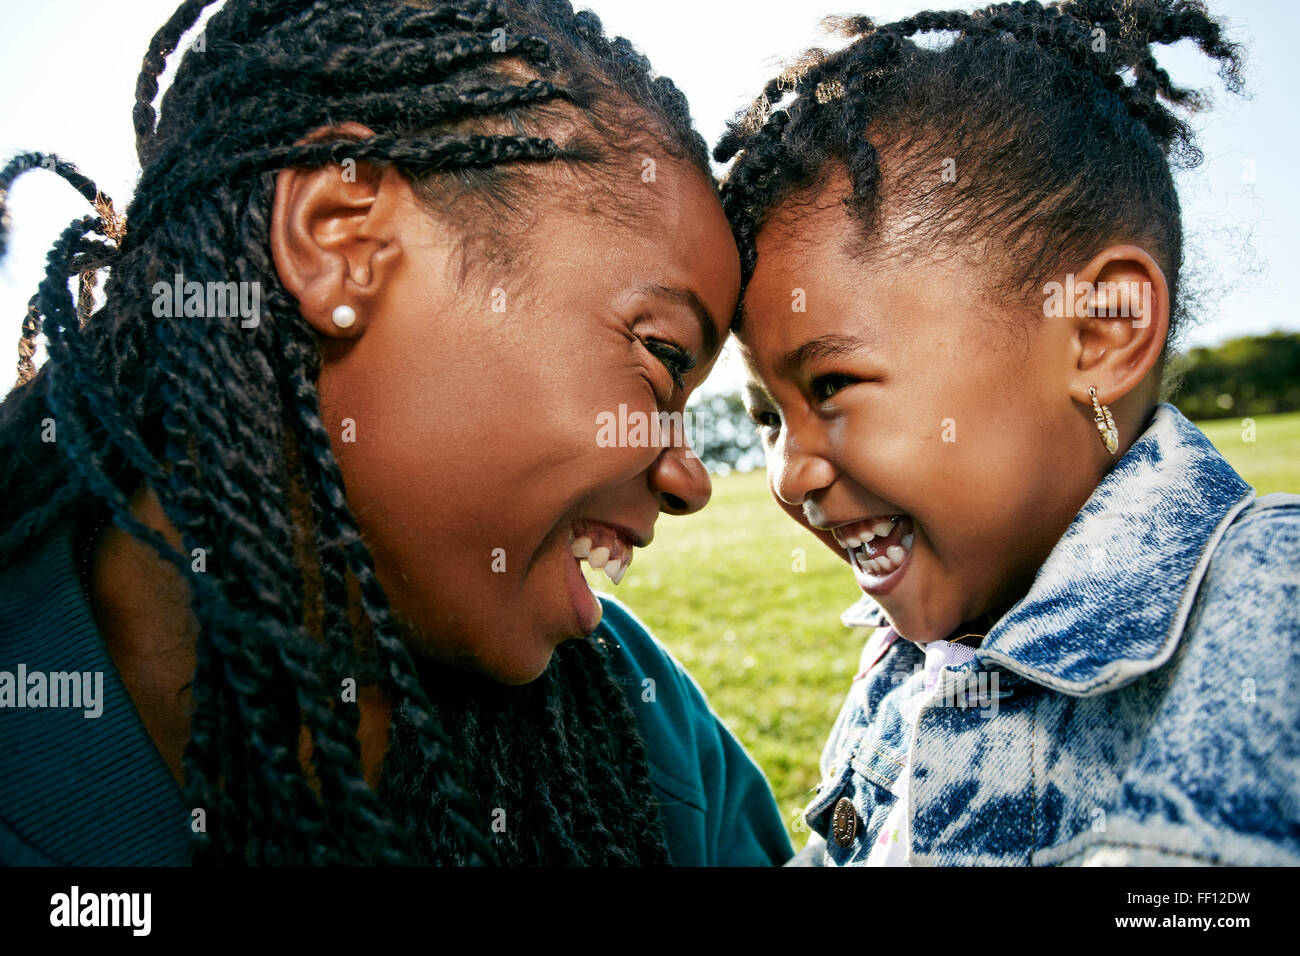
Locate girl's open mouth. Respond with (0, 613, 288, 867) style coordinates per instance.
(832, 514, 915, 595)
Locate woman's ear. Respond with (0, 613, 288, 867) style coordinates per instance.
(1063, 243, 1171, 411)
(270, 122, 404, 340)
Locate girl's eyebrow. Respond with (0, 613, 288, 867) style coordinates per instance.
(779, 333, 874, 376)
(743, 380, 770, 408)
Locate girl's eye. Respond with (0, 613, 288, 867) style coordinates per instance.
(811, 373, 856, 403)
(644, 338, 697, 392)
(747, 407, 780, 434)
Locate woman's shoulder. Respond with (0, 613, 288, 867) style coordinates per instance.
(590, 594, 795, 866)
(0, 512, 191, 865)
(589, 594, 715, 775)
(593, 594, 706, 695)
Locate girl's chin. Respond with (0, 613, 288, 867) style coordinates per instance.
(886, 606, 987, 645)
(871, 599, 963, 644)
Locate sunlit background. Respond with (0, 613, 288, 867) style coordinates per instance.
(1, 0, 1295, 845)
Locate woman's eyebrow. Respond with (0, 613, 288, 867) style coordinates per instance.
(639, 283, 720, 357)
(779, 333, 874, 376)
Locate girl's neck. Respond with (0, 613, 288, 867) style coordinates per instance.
(940, 608, 1007, 649)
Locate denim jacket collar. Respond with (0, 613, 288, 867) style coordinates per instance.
(842, 403, 1254, 697)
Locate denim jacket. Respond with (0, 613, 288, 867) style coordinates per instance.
(797, 403, 1300, 866)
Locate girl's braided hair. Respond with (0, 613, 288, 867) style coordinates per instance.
(715, 0, 1244, 354)
(0, 0, 711, 865)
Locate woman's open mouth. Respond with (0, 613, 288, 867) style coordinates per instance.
(562, 520, 639, 633)
(831, 514, 915, 595)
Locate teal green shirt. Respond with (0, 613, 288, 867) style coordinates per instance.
(591, 594, 793, 866)
(0, 518, 792, 866)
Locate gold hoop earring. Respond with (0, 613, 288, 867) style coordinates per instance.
(1089, 386, 1118, 455)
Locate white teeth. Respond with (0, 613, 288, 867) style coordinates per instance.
(845, 534, 862, 549)
(603, 558, 623, 585)
(572, 525, 638, 585)
(855, 524, 912, 579)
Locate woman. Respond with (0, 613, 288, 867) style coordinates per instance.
(0, 0, 793, 866)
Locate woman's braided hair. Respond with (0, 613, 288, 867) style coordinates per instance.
(0, 0, 710, 865)
(715, 0, 1244, 353)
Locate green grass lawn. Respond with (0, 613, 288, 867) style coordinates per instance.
(583, 410, 1300, 846)
(1194, 412, 1300, 497)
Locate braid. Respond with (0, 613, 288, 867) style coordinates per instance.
(381, 635, 670, 865)
(717, 0, 1244, 350)
(133, 0, 216, 167)
(0, 152, 105, 239)
(133, 135, 571, 233)
(1, 0, 709, 865)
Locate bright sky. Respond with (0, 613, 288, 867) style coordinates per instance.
(2, 0, 1295, 399)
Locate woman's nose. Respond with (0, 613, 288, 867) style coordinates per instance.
(649, 440, 712, 516)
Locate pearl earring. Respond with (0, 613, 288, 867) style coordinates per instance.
(331, 305, 356, 329)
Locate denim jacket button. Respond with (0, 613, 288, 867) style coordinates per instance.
(832, 797, 859, 847)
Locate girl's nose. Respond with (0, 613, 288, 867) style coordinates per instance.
(770, 429, 836, 507)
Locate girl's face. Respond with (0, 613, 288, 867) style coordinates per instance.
(737, 186, 1104, 642)
(313, 159, 737, 684)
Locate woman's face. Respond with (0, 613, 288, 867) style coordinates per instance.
(312, 158, 738, 684)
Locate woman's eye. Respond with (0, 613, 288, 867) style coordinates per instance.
(644, 338, 697, 392)
(811, 373, 855, 403)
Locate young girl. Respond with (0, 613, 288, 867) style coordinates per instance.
(717, 0, 1299, 865)
(0, 0, 792, 866)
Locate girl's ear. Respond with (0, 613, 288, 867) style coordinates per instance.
(1063, 243, 1171, 410)
(269, 122, 404, 340)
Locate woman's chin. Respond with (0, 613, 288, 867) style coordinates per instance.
(483, 641, 564, 687)
(388, 606, 564, 687)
